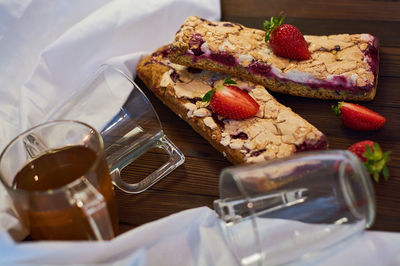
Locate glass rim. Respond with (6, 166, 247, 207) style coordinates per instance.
(343, 151, 376, 228)
(0, 120, 105, 196)
(99, 64, 163, 131)
(45, 64, 163, 132)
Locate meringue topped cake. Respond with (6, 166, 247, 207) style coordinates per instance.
(168, 16, 379, 101)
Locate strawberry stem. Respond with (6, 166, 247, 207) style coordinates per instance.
(263, 14, 285, 42)
(362, 142, 391, 182)
(331, 101, 344, 116)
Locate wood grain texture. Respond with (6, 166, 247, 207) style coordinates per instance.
(117, 0, 400, 234)
(221, 0, 400, 22)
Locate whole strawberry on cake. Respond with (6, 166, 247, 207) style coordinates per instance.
(168, 16, 379, 101)
(263, 15, 311, 61)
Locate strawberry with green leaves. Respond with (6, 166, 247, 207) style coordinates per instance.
(332, 101, 386, 131)
(264, 15, 310, 61)
(348, 141, 391, 182)
(202, 78, 259, 120)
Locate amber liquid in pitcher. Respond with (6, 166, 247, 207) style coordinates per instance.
(13, 145, 118, 240)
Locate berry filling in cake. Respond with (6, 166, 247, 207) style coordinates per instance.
(145, 48, 327, 163)
(188, 35, 238, 67)
(181, 31, 378, 95)
(296, 136, 328, 152)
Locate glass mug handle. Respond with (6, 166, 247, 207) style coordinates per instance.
(110, 134, 184, 194)
(23, 131, 185, 194)
(67, 177, 114, 240)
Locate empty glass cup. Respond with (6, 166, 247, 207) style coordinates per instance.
(41, 65, 185, 193)
(214, 150, 375, 266)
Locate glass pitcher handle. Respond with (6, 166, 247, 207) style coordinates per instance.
(68, 177, 115, 240)
(110, 134, 185, 194)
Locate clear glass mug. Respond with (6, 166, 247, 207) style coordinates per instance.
(214, 150, 375, 266)
(42, 64, 185, 193)
(0, 120, 118, 241)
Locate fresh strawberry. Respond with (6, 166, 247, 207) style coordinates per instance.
(264, 15, 310, 61)
(332, 101, 386, 131)
(348, 141, 391, 182)
(202, 78, 259, 120)
(348, 140, 375, 162)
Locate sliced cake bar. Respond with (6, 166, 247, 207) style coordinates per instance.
(169, 16, 379, 101)
(137, 45, 327, 164)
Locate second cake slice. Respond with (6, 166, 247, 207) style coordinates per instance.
(169, 16, 379, 101)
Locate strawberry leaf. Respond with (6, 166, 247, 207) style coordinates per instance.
(373, 142, 382, 158)
(373, 172, 380, 183)
(383, 166, 390, 180)
(363, 145, 375, 160)
(263, 14, 285, 42)
(364, 161, 373, 172)
(202, 89, 215, 102)
(361, 142, 391, 183)
(383, 151, 392, 161)
(331, 101, 343, 116)
(223, 77, 237, 86)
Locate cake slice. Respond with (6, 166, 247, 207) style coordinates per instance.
(137, 45, 327, 164)
(168, 16, 379, 101)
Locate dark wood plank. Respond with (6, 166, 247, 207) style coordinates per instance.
(365, 77, 400, 107)
(221, 12, 400, 48)
(118, 0, 400, 234)
(380, 47, 400, 77)
(116, 189, 215, 226)
(221, 0, 400, 22)
(120, 151, 224, 196)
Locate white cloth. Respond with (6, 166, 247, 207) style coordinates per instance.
(0, 0, 220, 243)
(0, 207, 237, 265)
(1, 207, 400, 265)
(1, 1, 400, 265)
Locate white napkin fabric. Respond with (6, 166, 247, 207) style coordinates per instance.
(1, 206, 400, 265)
(1, 1, 400, 265)
(0, 0, 220, 242)
(0, 207, 237, 265)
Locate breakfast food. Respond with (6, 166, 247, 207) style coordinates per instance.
(137, 45, 327, 164)
(168, 16, 379, 101)
(332, 101, 386, 131)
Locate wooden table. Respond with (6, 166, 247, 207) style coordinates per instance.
(116, 0, 400, 234)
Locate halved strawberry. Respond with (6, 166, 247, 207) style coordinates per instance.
(332, 101, 386, 131)
(264, 15, 310, 61)
(348, 141, 391, 182)
(202, 78, 259, 120)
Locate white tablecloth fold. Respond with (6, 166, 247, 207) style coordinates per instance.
(1, 206, 400, 265)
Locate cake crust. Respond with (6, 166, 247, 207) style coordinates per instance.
(169, 16, 379, 101)
(137, 45, 327, 165)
